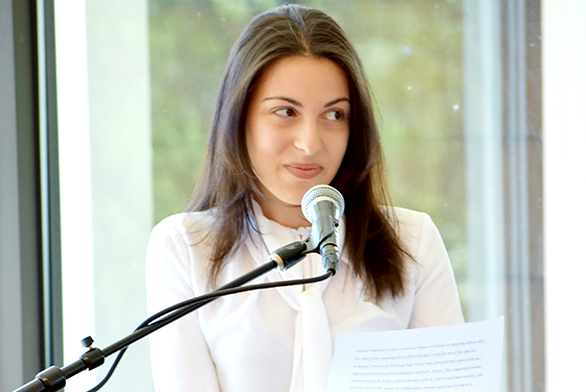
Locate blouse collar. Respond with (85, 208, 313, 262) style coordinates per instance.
(250, 199, 347, 267)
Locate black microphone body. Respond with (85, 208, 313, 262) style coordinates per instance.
(301, 185, 345, 274)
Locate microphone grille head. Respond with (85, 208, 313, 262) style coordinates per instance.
(301, 184, 345, 223)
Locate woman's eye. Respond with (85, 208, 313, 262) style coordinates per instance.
(274, 108, 295, 117)
(325, 110, 344, 121)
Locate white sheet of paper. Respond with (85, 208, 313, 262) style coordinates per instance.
(326, 317, 504, 391)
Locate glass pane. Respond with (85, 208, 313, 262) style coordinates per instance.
(53, 0, 544, 391)
(56, 0, 153, 390)
(149, 0, 470, 311)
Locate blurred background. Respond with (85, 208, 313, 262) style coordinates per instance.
(55, 0, 535, 390)
(3, 0, 584, 391)
(148, 0, 469, 308)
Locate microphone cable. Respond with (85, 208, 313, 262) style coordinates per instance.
(86, 269, 334, 392)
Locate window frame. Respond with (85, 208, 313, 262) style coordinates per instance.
(0, 0, 547, 390)
(0, 0, 46, 389)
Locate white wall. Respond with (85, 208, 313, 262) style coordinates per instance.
(55, 0, 154, 390)
(543, 0, 586, 389)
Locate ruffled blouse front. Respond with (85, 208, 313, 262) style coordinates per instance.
(145, 203, 464, 392)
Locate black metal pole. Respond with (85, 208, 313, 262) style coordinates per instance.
(12, 260, 279, 392)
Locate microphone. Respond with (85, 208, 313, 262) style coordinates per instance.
(301, 184, 345, 274)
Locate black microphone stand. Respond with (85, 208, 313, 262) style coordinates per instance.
(12, 240, 316, 392)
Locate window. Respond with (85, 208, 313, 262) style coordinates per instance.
(1, 0, 576, 391)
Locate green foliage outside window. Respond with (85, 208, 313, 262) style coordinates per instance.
(149, 0, 468, 313)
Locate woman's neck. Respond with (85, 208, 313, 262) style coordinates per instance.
(253, 193, 310, 228)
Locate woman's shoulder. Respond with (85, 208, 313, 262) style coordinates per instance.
(385, 206, 441, 253)
(148, 209, 219, 254)
(391, 206, 431, 221)
(146, 210, 218, 279)
(152, 210, 216, 235)
(387, 206, 435, 232)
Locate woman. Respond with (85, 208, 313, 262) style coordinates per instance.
(146, 4, 463, 392)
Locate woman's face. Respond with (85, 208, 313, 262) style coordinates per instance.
(245, 55, 350, 224)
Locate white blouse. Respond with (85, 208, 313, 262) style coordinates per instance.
(145, 203, 464, 392)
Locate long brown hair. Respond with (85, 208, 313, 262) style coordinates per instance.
(189, 4, 411, 301)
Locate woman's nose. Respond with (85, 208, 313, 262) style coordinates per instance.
(293, 120, 322, 155)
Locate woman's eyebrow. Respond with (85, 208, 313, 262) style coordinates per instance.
(262, 96, 303, 107)
(324, 97, 350, 107)
(262, 96, 350, 108)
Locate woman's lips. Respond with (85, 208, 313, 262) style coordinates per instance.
(284, 163, 323, 179)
